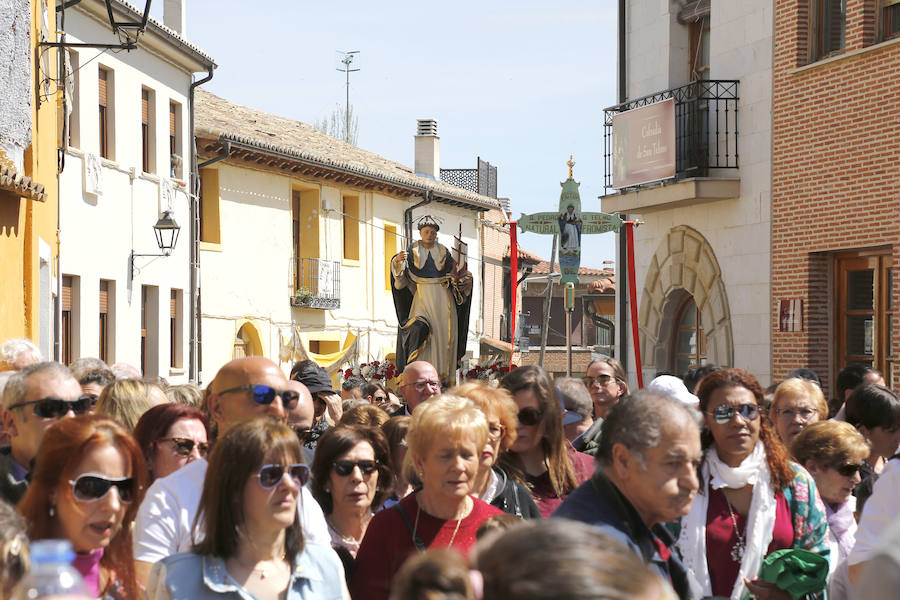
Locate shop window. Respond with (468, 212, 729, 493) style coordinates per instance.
(670, 295, 707, 377)
(343, 195, 360, 262)
(835, 251, 892, 383)
(141, 87, 156, 174)
(811, 0, 846, 61)
(384, 223, 398, 291)
(882, 0, 900, 40)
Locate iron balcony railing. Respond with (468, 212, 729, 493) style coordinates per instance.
(603, 79, 739, 191)
(290, 257, 340, 309)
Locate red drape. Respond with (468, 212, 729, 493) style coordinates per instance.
(625, 221, 643, 389)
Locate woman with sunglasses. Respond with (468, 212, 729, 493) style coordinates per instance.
(133, 403, 210, 482)
(17, 414, 148, 599)
(769, 377, 827, 451)
(352, 395, 503, 600)
(676, 368, 830, 600)
(791, 421, 870, 600)
(498, 366, 593, 518)
(147, 417, 346, 599)
(452, 381, 541, 519)
(310, 425, 392, 577)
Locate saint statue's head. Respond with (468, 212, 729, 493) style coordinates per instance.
(417, 216, 440, 248)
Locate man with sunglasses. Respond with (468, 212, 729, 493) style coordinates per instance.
(398, 360, 441, 414)
(133, 357, 330, 587)
(1, 362, 85, 505)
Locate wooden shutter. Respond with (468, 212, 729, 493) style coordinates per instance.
(99, 280, 109, 314)
(170, 290, 177, 318)
(62, 276, 73, 311)
(141, 89, 149, 125)
(98, 69, 108, 107)
(169, 103, 176, 136)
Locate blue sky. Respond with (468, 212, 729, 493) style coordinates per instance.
(167, 1, 619, 267)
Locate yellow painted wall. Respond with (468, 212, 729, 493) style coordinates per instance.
(0, 192, 27, 339)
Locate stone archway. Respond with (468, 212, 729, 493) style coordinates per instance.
(233, 321, 264, 359)
(638, 225, 733, 371)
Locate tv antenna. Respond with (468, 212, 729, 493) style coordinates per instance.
(335, 50, 360, 143)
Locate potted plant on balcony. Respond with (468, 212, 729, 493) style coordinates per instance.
(292, 287, 313, 307)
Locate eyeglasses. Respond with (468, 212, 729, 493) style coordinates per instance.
(488, 423, 507, 439)
(708, 403, 760, 425)
(517, 407, 544, 426)
(402, 380, 441, 393)
(218, 384, 299, 410)
(582, 374, 615, 387)
(332, 460, 379, 477)
(8, 396, 96, 419)
(775, 407, 817, 421)
(254, 463, 310, 489)
(68, 473, 135, 503)
(834, 463, 864, 477)
(158, 437, 209, 458)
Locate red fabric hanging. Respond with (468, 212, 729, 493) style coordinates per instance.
(625, 221, 643, 389)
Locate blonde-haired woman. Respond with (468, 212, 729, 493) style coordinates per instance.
(770, 377, 827, 450)
(792, 421, 871, 600)
(451, 382, 541, 518)
(352, 394, 503, 600)
(96, 379, 166, 431)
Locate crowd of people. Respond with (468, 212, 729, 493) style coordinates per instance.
(1, 334, 900, 599)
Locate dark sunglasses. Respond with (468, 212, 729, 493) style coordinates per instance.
(219, 384, 299, 409)
(8, 396, 96, 419)
(834, 463, 864, 477)
(582, 374, 615, 387)
(254, 463, 310, 489)
(517, 407, 544, 426)
(69, 473, 135, 503)
(333, 460, 379, 477)
(158, 437, 209, 458)
(708, 403, 760, 425)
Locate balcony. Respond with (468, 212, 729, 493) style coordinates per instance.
(602, 80, 740, 213)
(290, 257, 340, 309)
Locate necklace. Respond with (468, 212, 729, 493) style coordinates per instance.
(413, 497, 467, 551)
(235, 552, 287, 579)
(724, 494, 746, 563)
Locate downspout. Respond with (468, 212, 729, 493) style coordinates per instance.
(188, 65, 214, 383)
(55, 2, 69, 361)
(617, 0, 629, 373)
(403, 191, 432, 250)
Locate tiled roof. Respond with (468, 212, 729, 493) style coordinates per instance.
(194, 89, 500, 212)
(532, 260, 615, 279)
(502, 245, 542, 264)
(0, 164, 45, 201)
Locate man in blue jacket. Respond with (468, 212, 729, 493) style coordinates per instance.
(554, 389, 701, 600)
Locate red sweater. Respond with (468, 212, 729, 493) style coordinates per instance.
(351, 493, 502, 600)
(527, 445, 595, 518)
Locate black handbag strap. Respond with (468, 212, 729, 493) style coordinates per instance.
(395, 503, 426, 553)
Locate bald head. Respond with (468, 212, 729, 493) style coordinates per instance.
(286, 379, 314, 434)
(400, 361, 441, 413)
(207, 357, 288, 434)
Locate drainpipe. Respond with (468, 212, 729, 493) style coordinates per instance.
(188, 65, 214, 383)
(403, 191, 432, 250)
(617, 0, 629, 373)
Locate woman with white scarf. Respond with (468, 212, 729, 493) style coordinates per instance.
(676, 369, 830, 600)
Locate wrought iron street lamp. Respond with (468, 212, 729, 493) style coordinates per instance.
(130, 211, 180, 278)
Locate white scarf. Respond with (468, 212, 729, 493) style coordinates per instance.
(677, 442, 776, 600)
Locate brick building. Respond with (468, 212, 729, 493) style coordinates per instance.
(771, 0, 900, 392)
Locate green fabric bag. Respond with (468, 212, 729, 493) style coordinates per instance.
(749, 548, 829, 600)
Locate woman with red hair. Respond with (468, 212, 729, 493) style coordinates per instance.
(17, 414, 148, 598)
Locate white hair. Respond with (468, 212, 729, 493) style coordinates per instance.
(1, 338, 42, 371)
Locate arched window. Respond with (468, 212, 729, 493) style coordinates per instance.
(671, 295, 706, 376)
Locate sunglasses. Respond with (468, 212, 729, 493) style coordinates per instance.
(708, 403, 760, 425)
(68, 473, 135, 503)
(834, 463, 864, 477)
(582, 374, 615, 387)
(158, 437, 209, 458)
(254, 463, 310, 489)
(219, 384, 299, 410)
(332, 460, 379, 477)
(8, 396, 96, 419)
(517, 407, 544, 426)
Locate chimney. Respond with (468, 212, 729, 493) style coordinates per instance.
(163, 0, 186, 35)
(414, 119, 440, 179)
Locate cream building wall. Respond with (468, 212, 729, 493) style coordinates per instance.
(58, 5, 210, 379)
(607, 1, 773, 386)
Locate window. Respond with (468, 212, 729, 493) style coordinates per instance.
(99, 279, 114, 363)
(670, 295, 707, 377)
(835, 251, 892, 383)
(811, 0, 846, 60)
(141, 285, 159, 377)
(199, 167, 221, 243)
(61, 276, 73, 366)
(169, 289, 183, 369)
(342, 195, 360, 261)
(882, 0, 900, 40)
(384, 223, 398, 291)
(169, 101, 182, 178)
(98, 67, 113, 159)
(141, 87, 156, 174)
(67, 50, 80, 148)
(689, 17, 710, 80)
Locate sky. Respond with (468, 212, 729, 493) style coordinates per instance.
(163, 1, 620, 268)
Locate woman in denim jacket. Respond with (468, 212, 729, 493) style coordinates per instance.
(147, 418, 347, 599)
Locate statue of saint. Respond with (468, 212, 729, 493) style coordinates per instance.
(390, 217, 473, 383)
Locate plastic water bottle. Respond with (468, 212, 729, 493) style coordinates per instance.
(12, 540, 90, 600)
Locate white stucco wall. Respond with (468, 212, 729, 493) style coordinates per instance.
(0, 0, 32, 172)
(58, 8, 198, 381)
(612, 0, 773, 385)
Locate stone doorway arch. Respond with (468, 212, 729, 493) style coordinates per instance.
(638, 225, 733, 372)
